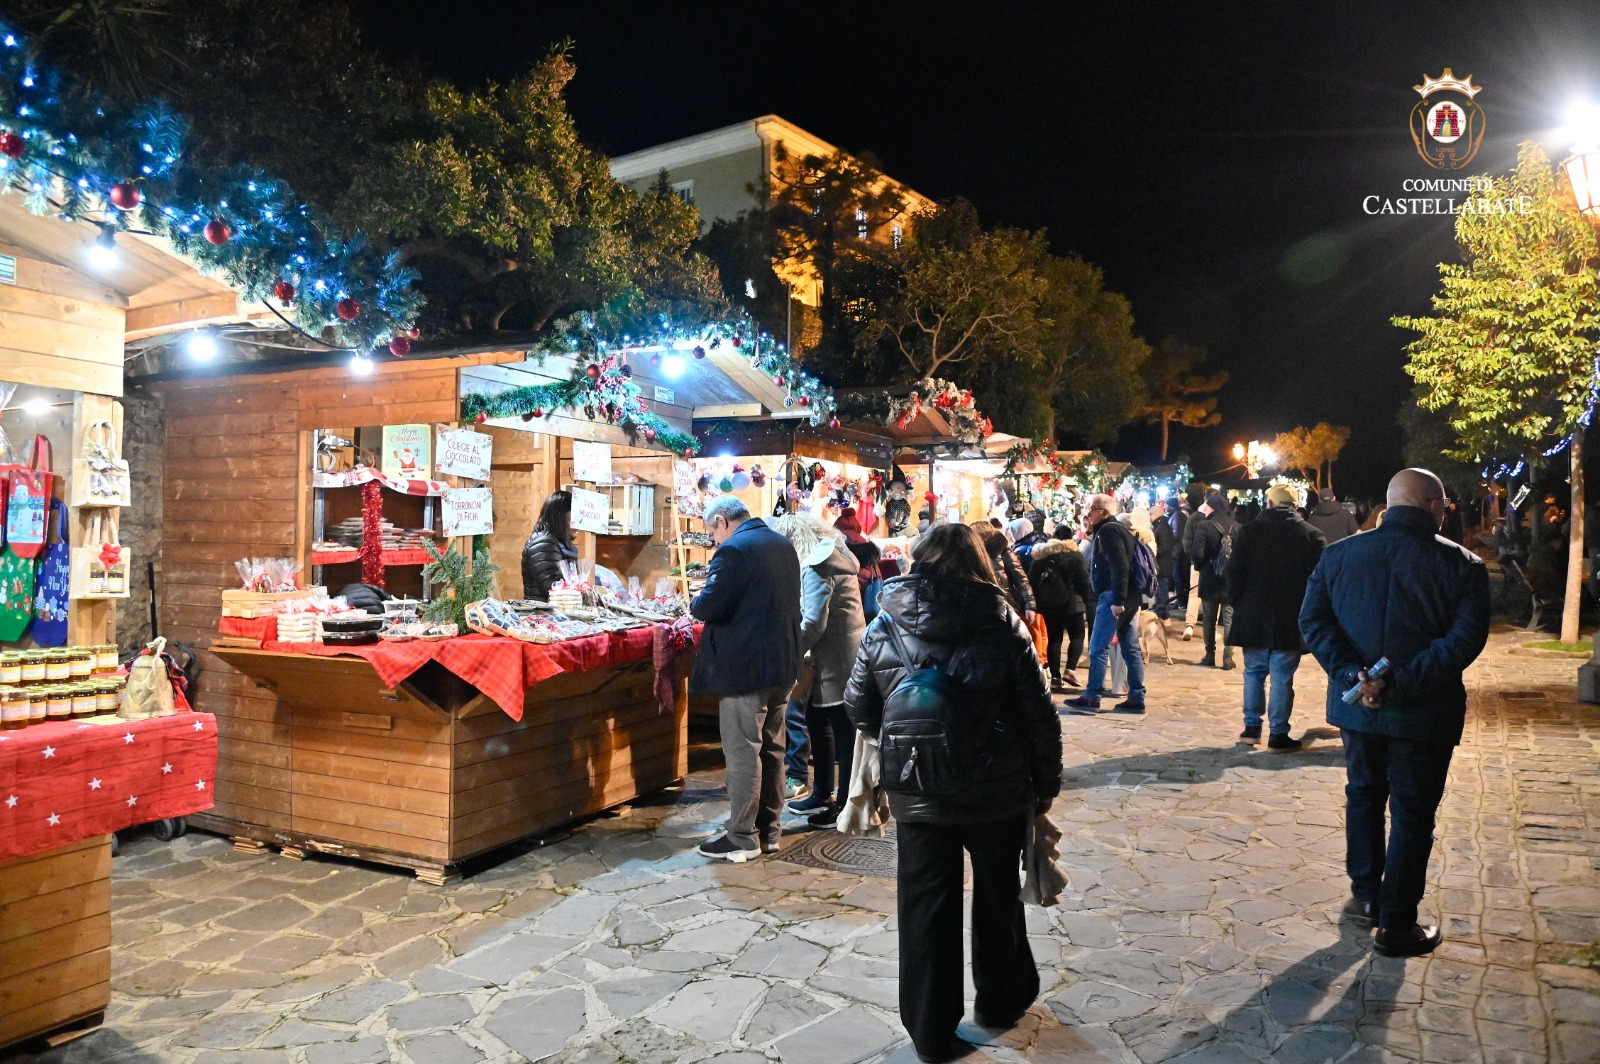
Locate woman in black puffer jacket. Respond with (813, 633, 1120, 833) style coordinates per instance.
(521, 490, 576, 599)
(844, 523, 1062, 1063)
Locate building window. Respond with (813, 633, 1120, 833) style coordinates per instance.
(892, 224, 904, 249)
(856, 207, 868, 240)
(672, 180, 694, 205)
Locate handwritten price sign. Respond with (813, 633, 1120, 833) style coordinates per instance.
(442, 487, 495, 537)
(436, 427, 494, 481)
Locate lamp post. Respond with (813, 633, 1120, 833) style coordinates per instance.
(1562, 132, 1600, 696)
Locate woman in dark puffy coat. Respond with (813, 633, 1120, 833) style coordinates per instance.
(521, 490, 575, 599)
(1027, 532, 1095, 691)
(845, 523, 1062, 1062)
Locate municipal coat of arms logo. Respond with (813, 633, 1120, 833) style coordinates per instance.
(1410, 69, 1485, 170)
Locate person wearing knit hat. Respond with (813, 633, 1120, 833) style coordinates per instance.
(833, 506, 867, 545)
(1225, 485, 1326, 750)
(1190, 494, 1239, 669)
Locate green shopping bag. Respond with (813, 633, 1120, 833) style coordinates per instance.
(0, 541, 37, 642)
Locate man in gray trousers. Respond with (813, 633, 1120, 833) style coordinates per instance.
(689, 495, 803, 861)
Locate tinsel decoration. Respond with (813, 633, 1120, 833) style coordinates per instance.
(360, 480, 385, 588)
(0, 20, 421, 353)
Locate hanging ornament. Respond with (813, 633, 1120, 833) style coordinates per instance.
(407, 326, 421, 339)
(584, 404, 596, 420)
(750, 464, 767, 487)
(0, 132, 23, 159)
(108, 182, 141, 211)
(388, 336, 411, 357)
(710, 337, 721, 349)
(800, 395, 811, 407)
(773, 375, 785, 387)
(783, 396, 794, 408)
(621, 363, 633, 377)
(649, 354, 661, 367)
(830, 418, 840, 429)
(336, 297, 361, 320)
(731, 466, 751, 491)
(532, 408, 544, 418)
(684, 447, 696, 458)
(474, 413, 488, 424)
(643, 426, 657, 441)
(585, 364, 601, 380)
(732, 334, 743, 348)
(203, 219, 232, 245)
(692, 345, 707, 360)
(719, 475, 734, 493)
(273, 279, 295, 304)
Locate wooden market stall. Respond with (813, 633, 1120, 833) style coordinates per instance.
(0, 196, 224, 1051)
(145, 335, 806, 882)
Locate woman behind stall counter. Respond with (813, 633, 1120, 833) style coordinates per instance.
(522, 490, 576, 600)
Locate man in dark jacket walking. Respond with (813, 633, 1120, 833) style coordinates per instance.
(1149, 497, 1177, 617)
(1300, 468, 1491, 957)
(1190, 494, 1238, 669)
(690, 495, 802, 861)
(1064, 494, 1147, 714)
(1308, 490, 1360, 544)
(1225, 484, 1326, 749)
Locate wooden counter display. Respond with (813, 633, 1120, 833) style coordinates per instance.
(203, 646, 688, 883)
(0, 836, 112, 1052)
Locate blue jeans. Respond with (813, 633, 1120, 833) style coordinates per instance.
(1341, 729, 1454, 930)
(1241, 648, 1300, 734)
(784, 696, 809, 782)
(1084, 591, 1146, 703)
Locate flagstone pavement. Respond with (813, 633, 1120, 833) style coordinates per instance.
(5, 624, 1599, 1064)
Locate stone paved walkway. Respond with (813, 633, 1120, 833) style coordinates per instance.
(5, 625, 1599, 1064)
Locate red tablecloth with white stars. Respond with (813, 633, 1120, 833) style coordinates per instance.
(0, 712, 218, 861)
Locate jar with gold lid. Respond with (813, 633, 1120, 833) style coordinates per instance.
(43, 649, 71, 682)
(43, 686, 72, 721)
(25, 686, 44, 724)
(70, 684, 97, 719)
(93, 678, 122, 714)
(0, 652, 22, 685)
(68, 648, 94, 680)
(20, 651, 48, 684)
(94, 644, 120, 673)
(1, 688, 27, 729)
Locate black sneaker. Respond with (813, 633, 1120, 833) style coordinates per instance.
(1111, 700, 1146, 715)
(1239, 726, 1262, 742)
(1267, 733, 1303, 751)
(1063, 696, 1101, 715)
(1340, 897, 1378, 928)
(788, 792, 832, 813)
(1373, 923, 1443, 957)
(697, 834, 759, 862)
(807, 805, 840, 829)
(761, 835, 782, 855)
(914, 1037, 972, 1063)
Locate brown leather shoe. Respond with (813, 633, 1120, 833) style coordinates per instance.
(1373, 923, 1442, 957)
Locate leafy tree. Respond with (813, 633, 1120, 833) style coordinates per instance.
(1398, 385, 1482, 498)
(1395, 140, 1600, 642)
(1273, 422, 1351, 490)
(7, 0, 187, 100)
(1034, 256, 1149, 445)
(1134, 337, 1227, 461)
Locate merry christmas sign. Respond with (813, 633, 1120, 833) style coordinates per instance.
(381, 424, 432, 482)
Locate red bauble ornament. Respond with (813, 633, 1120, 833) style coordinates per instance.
(692, 345, 706, 360)
(531, 408, 544, 418)
(474, 413, 487, 424)
(731, 334, 743, 348)
(649, 354, 661, 367)
(109, 182, 141, 211)
(0, 132, 23, 159)
(773, 375, 785, 387)
(203, 219, 231, 245)
(407, 326, 421, 339)
(585, 364, 601, 380)
(336, 297, 361, 321)
(800, 396, 811, 407)
(684, 448, 696, 458)
(273, 280, 295, 304)
(829, 418, 840, 429)
(644, 427, 657, 441)
(388, 336, 411, 357)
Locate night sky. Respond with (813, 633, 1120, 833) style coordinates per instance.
(350, 1, 1599, 497)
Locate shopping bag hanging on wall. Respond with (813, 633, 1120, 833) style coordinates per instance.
(3, 434, 53, 557)
(31, 501, 71, 646)
(70, 510, 131, 600)
(70, 418, 131, 508)
(0, 538, 36, 641)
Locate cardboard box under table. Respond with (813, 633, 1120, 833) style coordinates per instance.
(207, 627, 690, 884)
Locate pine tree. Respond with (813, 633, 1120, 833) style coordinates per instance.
(1135, 338, 1228, 461)
(422, 540, 500, 631)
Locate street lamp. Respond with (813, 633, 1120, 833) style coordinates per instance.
(1561, 109, 1600, 698)
(1561, 103, 1600, 219)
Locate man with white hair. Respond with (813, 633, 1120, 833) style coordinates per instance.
(1300, 468, 1490, 957)
(689, 495, 803, 861)
(1064, 494, 1148, 714)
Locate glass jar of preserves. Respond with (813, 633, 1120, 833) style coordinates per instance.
(94, 644, 120, 673)
(25, 686, 45, 724)
(68, 648, 94, 680)
(20, 651, 47, 684)
(44, 686, 72, 720)
(93, 679, 120, 714)
(70, 684, 97, 719)
(0, 652, 22, 685)
(1, 688, 27, 729)
(44, 650, 71, 682)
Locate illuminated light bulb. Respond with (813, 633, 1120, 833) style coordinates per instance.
(662, 355, 687, 379)
(86, 225, 118, 270)
(21, 398, 51, 417)
(350, 354, 374, 376)
(186, 331, 219, 362)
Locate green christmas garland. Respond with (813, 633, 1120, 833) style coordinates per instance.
(461, 355, 701, 456)
(0, 21, 420, 352)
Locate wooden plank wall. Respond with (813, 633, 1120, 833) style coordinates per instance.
(0, 241, 126, 397)
(150, 361, 465, 839)
(0, 836, 111, 1049)
(484, 425, 558, 598)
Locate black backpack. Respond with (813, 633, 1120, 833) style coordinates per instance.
(878, 622, 995, 796)
(1208, 525, 1234, 579)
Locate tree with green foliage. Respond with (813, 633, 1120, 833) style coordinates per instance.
(1034, 256, 1150, 445)
(1397, 386, 1482, 499)
(1274, 422, 1351, 491)
(1134, 337, 1227, 461)
(1395, 141, 1600, 643)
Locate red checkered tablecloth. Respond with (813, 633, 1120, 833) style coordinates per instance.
(257, 629, 675, 720)
(0, 713, 219, 862)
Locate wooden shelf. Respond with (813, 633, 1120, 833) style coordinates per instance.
(312, 549, 433, 567)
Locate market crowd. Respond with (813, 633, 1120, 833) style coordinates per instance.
(669, 469, 1489, 1064)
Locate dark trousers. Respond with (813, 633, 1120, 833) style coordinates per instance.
(1173, 555, 1191, 607)
(806, 701, 855, 804)
(1041, 608, 1080, 681)
(1340, 728, 1455, 930)
(1200, 597, 1233, 662)
(896, 812, 1038, 1054)
(785, 696, 809, 782)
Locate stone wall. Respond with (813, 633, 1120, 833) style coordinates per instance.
(117, 386, 164, 657)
